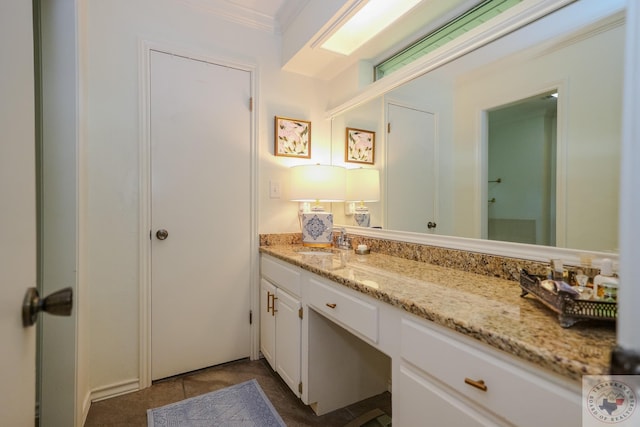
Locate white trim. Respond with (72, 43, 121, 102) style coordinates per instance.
(80, 391, 91, 426)
(138, 39, 259, 388)
(618, 0, 640, 352)
(90, 378, 140, 402)
(178, 0, 276, 33)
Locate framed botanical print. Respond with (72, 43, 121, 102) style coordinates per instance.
(345, 127, 375, 164)
(274, 116, 311, 158)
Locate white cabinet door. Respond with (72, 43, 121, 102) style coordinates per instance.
(275, 288, 302, 397)
(260, 279, 276, 369)
(259, 275, 301, 398)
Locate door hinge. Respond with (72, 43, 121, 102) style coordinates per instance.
(249, 97, 253, 112)
(387, 122, 391, 133)
(298, 382, 303, 394)
(249, 310, 253, 325)
(298, 307, 303, 319)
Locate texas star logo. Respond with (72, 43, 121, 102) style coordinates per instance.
(587, 380, 637, 423)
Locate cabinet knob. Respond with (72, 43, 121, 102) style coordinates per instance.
(464, 377, 488, 391)
(326, 303, 337, 309)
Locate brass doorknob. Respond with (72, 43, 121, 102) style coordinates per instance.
(156, 229, 169, 240)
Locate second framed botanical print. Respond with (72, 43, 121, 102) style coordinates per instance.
(345, 127, 375, 164)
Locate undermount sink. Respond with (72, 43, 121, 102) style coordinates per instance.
(296, 251, 334, 256)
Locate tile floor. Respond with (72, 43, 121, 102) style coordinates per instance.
(84, 358, 392, 426)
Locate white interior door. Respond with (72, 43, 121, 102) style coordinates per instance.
(150, 50, 252, 380)
(386, 103, 437, 233)
(0, 0, 37, 423)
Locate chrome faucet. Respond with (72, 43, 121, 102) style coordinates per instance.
(335, 228, 352, 250)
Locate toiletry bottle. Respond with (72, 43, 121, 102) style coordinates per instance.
(551, 259, 567, 281)
(593, 258, 619, 301)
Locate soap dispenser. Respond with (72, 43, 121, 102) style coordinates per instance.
(593, 258, 619, 301)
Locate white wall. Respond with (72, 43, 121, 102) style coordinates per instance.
(331, 97, 384, 228)
(487, 110, 553, 245)
(85, 0, 328, 394)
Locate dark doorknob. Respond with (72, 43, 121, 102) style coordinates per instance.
(156, 229, 169, 240)
(427, 222, 437, 229)
(22, 287, 73, 327)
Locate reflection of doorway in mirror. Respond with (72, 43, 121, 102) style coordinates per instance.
(487, 91, 557, 245)
(386, 103, 437, 233)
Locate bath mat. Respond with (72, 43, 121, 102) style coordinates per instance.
(147, 379, 286, 426)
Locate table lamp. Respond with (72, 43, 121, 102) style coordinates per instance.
(290, 164, 346, 247)
(346, 168, 380, 227)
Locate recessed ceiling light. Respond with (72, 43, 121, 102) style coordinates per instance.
(319, 0, 422, 56)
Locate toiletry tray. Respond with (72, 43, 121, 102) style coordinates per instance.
(519, 270, 617, 328)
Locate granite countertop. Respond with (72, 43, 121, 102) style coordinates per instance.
(259, 244, 617, 382)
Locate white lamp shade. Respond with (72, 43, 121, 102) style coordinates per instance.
(346, 168, 380, 202)
(290, 164, 346, 202)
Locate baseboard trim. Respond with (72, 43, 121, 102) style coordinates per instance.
(80, 391, 92, 426)
(91, 378, 140, 402)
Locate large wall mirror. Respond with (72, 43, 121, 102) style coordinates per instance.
(331, 0, 623, 255)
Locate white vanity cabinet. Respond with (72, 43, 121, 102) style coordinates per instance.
(259, 251, 585, 426)
(397, 317, 582, 427)
(260, 255, 302, 397)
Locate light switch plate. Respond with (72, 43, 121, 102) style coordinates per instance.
(269, 180, 281, 199)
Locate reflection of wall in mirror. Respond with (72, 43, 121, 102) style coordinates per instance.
(451, 20, 623, 252)
(331, 98, 384, 228)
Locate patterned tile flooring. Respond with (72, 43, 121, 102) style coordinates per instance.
(84, 358, 391, 426)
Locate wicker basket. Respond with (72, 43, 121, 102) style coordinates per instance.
(519, 270, 617, 328)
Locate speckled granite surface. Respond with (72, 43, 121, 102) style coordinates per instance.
(259, 243, 616, 383)
(259, 233, 580, 280)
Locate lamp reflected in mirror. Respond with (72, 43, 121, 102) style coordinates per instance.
(290, 164, 346, 247)
(346, 168, 380, 227)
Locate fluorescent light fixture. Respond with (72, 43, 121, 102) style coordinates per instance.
(320, 0, 422, 55)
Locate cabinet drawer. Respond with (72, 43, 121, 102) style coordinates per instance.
(401, 318, 581, 427)
(307, 277, 378, 343)
(261, 255, 301, 297)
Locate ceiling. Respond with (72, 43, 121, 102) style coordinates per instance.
(198, 0, 480, 79)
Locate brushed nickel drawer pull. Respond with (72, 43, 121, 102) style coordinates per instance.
(326, 303, 337, 309)
(464, 378, 488, 391)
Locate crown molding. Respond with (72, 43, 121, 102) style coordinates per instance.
(179, 0, 276, 33)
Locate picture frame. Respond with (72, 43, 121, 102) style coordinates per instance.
(345, 127, 375, 164)
(274, 116, 311, 158)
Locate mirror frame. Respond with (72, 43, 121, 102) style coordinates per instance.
(328, 0, 625, 267)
